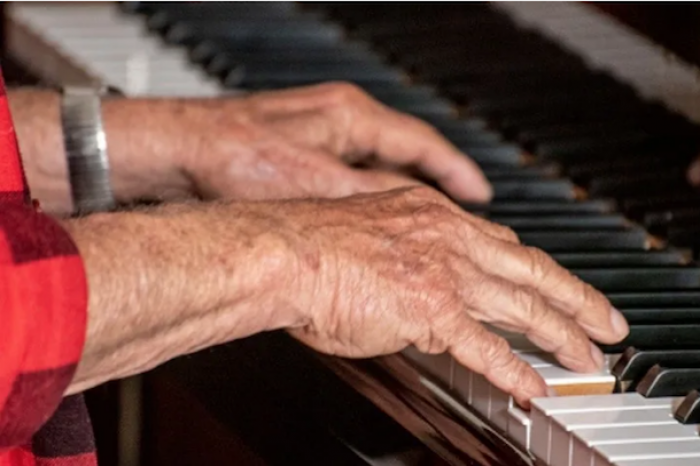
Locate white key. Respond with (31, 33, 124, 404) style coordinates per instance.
(571, 423, 699, 466)
(401, 347, 453, 389)
(614, 458, 700, 466)
(507, 407, 531, 450)
(530, 394, 674, 463)
(593, 439, 700, 465)
(549, 408, 678, 466)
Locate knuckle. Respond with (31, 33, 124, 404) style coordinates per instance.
(524, 246, 553, 279)
(499, 225, 520, 243)
(480, 334, 514, 370)
(324, 81, 369, 105)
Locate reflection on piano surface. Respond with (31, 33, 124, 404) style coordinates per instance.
(7, 2, 700, 465)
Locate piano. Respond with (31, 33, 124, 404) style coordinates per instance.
(6, 2, 700, 465)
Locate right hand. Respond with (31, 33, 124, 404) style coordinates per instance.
(282, 187, 629, 406)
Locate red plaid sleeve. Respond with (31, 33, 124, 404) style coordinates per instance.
(0, 71, 88, 452)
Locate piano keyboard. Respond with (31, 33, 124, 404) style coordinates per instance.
(8, 2, 700, 465)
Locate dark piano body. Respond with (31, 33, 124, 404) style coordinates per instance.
(6, 2, 700, 465)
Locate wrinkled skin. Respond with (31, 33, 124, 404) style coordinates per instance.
(276, 187, 629, 407)
(177, 82, 492, 201)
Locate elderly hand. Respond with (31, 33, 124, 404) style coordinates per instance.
(124, 82, 492, 202)
(279, 187, 628, 406)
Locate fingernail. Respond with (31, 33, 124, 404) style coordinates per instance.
(546, 387, 557, 397)
(610, 308, 629, 338)
(689, 160, 700, 185)
(590, 343, 606, 369)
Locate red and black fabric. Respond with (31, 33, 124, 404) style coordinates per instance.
(0, 70, 96, 465)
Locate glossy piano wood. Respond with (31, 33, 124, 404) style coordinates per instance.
(144, 331, 532, 466)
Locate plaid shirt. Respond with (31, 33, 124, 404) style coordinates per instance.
(0, 71, 96, 465)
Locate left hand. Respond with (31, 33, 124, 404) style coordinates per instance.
(109, 82, 491, 202)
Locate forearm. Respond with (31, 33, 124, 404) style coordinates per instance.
(60, 201, 304, 394)
(9, 89, 196, 215)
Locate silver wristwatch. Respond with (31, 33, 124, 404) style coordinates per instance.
(60, 85, 119, 214)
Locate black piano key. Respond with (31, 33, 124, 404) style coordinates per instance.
(619, 307, 700, 324)
(600, 325, 700, 352)
(551, 251, 687, 268)
(482, 165, 559, 180)
(461, 200, 614, 215)
(490, 179, 576, 200)
(226, 63, 406, 88)
(165, 19, 344, 46)
(573, 268, 700, 291)
(149, 3, 307, 26)
(492, 214, 626, 230)
(622, 193, 700, 219)
(607, 291, 700, 308)
(443, 131, 504, 147)
(636, 365, 700, 398)
(674, 390, 700, 424)
(644, 209, 700, 232)
(613, 349, 700, 392)
(518, 229, 650, 251)
(588, 170, 688, 198)
(461, 144, 524, 167)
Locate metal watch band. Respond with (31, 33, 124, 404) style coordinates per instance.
(60, 86, 116, 214)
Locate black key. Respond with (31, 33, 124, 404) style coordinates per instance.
(518, 229, 649, 251)
(227, 63, 405, 88)
(644, 208, 700, 232)
(165, 19, 344, 46)
(443, 131, 504, 147)
(190, 39, 373, 65)
(600, 325, 700, 352)
(491, 179, 576, 200)
(482, 165, 559, 180)
(492, 214, 625, 230)
(636, 365, 700, 397)
(607, 291, 700, 308)
(573, 267, 700, 291)
(588, 170, 687, 198)
(674, 390, 700, 424)
(551, 251, 687, 268)
(461, 144, 523, 167)
(619, 307, 700, 324)
(461, 200, 614, 215)
(613, 348, 700, 391)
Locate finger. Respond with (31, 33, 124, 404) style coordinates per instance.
(465, 273, 605, 373)
(688, 156, 700, 186)
(351, 109, 493, 202)
(445, 315, 547, 408)
(352, 169, 424, 193)
(467, 235, 628, 345)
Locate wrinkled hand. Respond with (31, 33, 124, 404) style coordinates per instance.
(178, 82, 491, 201)
(282, 187, 628, 406)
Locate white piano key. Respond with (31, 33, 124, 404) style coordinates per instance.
(535, 365, 614, 393)
(401, 347, 453, 389)
(549, 408, 678, 466)
(451, 363, 472, 405)
(7, 3, 223, 97)
(507, 407, 531, 450)
(470, 373, 491, 420)
(614, 458, 700, 466)
(530, 395, 676, 463)
(593, 439, 700, 465)
(571, 423, 699, 466)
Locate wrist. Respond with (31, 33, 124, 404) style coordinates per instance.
(101, 97, 194, 203)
